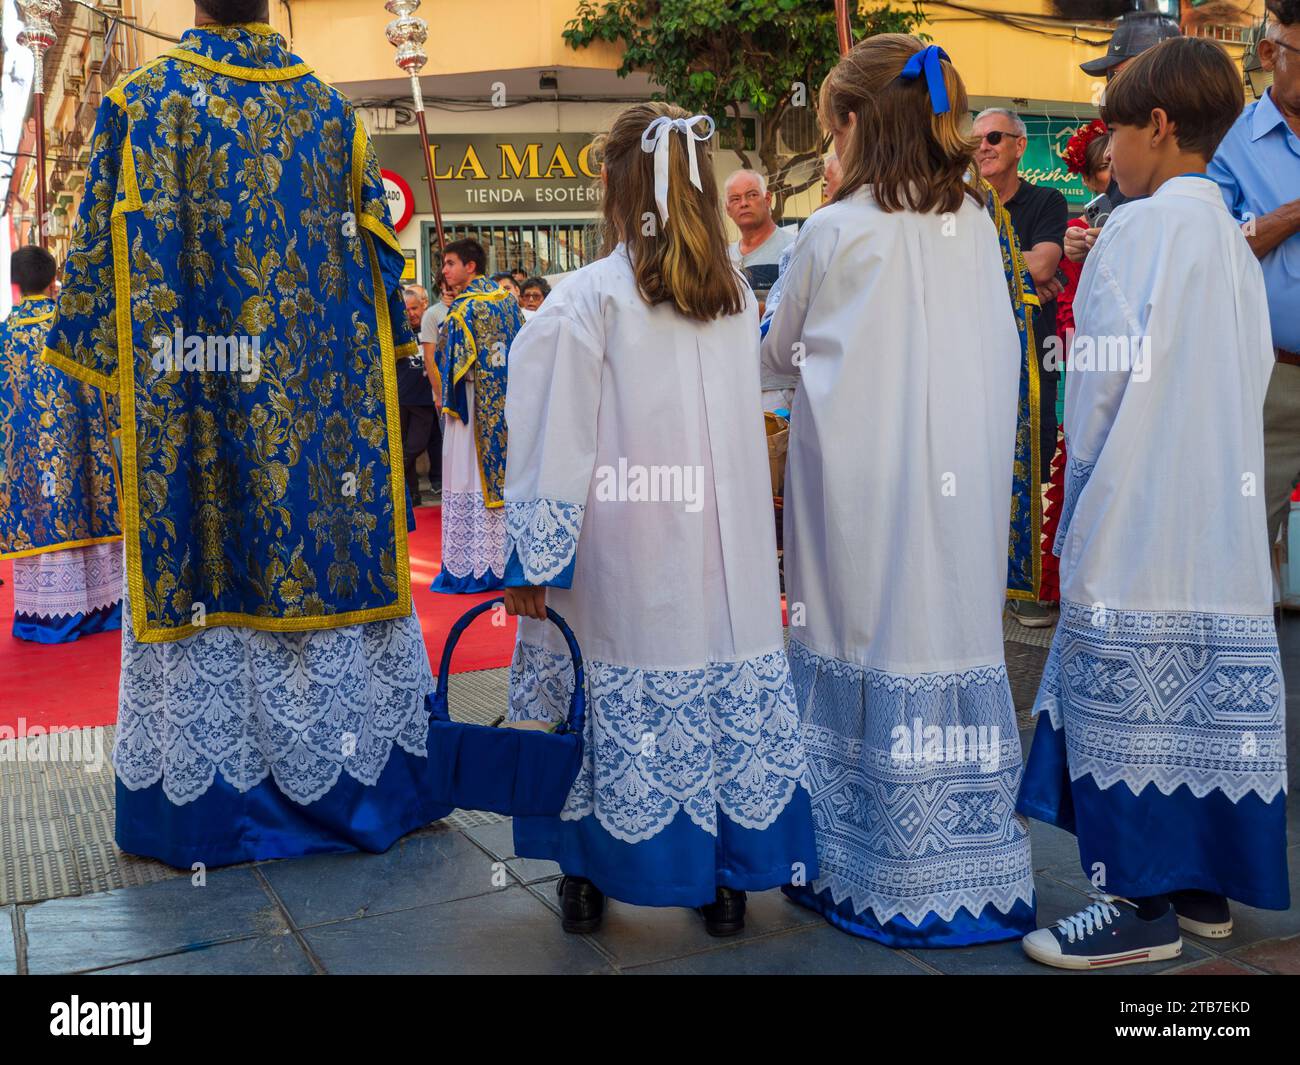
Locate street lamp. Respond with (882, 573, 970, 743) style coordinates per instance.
(385, 0, 446, 251)
(16, 0, 60, 249)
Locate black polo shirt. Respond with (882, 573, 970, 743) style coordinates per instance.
(1005, 179, 1069, 358)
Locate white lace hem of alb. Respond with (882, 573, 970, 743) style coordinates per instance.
(113, 602, 434, 807)
(1035, 600, 1287, 805)
(508, 640, 809, 845)
(787, 639, 1035, 928)
(440, 490, 507, 579)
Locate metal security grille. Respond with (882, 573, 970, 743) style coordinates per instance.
(424, 220, 603, 286)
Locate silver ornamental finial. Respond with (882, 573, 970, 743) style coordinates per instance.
(16, 0, 61, 55)
(385, 0, 428, 76)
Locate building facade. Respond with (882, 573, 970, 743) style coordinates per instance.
(2, 0, 1272, 305)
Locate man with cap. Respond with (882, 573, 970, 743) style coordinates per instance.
(1066, 9, 1181, 263)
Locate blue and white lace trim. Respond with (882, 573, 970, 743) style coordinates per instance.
(1053, 452, 1095, 557)
(114, 591, 435, 807)
(505, 498, 584, 585)
(788, 639, 1035, 928)
(1034, 600, 1287, 804)
(508, 640, 809, 844)
(441, 490, 507, 580)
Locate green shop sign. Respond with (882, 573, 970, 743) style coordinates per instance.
(1017, 115, 1093, 205)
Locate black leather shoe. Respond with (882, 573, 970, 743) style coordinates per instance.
(556, 875, 604, 934)
(699, 887, 747, 937)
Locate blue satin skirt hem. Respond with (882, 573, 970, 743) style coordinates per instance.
(115, 716, 454, 869)
(1017, 714, 1291, 910)
(430, 568, 504, 594)
(513, 785, 820, 908)
(782, 884, 1037, 948)
(12, 601, 122, 644)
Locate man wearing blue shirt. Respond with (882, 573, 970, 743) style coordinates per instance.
(1208, 0, 1300, 550)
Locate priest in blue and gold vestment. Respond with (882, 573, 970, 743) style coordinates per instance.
(429, 238, 524, 592)
(41, 1, 451, 866)
(1, 246, 122, 643)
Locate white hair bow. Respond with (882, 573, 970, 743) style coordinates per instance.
(640, 114, 716, 225)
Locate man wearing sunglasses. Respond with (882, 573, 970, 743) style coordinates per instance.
(1208, 0, 1300, 577)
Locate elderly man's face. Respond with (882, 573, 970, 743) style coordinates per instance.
(973, 114, 1026, 181)
(404, 292, 427, 330)
(1260, 21, 1300, 111)
(725, 174, 772, 229)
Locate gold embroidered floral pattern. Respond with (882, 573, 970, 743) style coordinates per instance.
(41, 25, 415, 642)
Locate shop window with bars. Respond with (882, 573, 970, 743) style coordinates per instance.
(424, 220, 602, 288)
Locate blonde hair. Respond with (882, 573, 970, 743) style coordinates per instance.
(596, 102, 746, 322)
(819, 34, 982, 214)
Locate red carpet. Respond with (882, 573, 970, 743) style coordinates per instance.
(0, 503, 516, 732)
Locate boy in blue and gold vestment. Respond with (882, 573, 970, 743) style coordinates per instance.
(1, 246, 122, 642)
(429, 238, 524, 592)
(41, 0, 451, 866)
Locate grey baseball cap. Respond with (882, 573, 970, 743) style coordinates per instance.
(1080, 11, 1182, 76)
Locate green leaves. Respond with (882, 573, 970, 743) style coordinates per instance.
(564, 0, 923, 198)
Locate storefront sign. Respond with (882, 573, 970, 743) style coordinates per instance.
(375, 133, 602, 214)
(1018, 116, 1092, 205)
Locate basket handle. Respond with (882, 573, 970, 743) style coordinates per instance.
(430, 595, 586, 738)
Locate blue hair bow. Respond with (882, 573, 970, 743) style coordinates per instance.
(898, 44, 951, 115)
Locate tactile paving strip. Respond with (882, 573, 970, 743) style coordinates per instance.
(0, 667, 513, 904)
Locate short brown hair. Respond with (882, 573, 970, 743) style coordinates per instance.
(1100, 37, 1243, 160)
(818, 34, 981, 215)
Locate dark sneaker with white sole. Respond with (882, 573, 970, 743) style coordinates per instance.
(1169, 889, 1233, 939)
(1022, 895, 1182, 970)
(1007, 599, 1058, 628)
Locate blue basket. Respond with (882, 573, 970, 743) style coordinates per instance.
(426, 596, 585, 817)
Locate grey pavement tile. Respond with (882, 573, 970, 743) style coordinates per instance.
(626, 922, 930, 975)
(1028, 817, 1081, 875)
(302, 885, 614, 974)
(89, 933, 315, 975)
(910, 877, 1213, 975)
(525, 884, 820, 970)
(461, 818, 517, 861)
(260, 824, 505, 928)
(507, 856, 560, 885)
(23, 867, 287, 974)
(1, 906, 16, 974)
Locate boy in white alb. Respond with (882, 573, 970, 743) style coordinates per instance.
(1018, 37, 1289, 970)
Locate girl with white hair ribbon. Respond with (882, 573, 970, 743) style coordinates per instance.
(500, 102, 817, 935)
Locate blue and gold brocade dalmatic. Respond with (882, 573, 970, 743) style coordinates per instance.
(0, 295, 121, 560)
(41, 23, 419, 643)
(985, 181, 1043, 602)
(433, 276, 523, 507)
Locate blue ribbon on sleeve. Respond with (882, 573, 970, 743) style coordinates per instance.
(898, 44, 951, 115)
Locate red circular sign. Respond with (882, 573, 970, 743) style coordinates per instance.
(381, 169, 415, 233)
